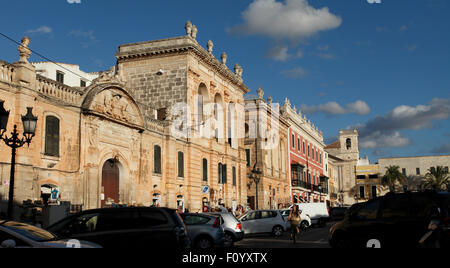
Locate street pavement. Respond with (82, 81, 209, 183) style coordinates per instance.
(234, 222, 335, 248)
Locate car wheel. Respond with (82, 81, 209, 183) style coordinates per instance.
(224, 233, 234, 248)
(300, 221, 309, 231)
(272, 226, 284, 237)
(195, 237, 214, 249)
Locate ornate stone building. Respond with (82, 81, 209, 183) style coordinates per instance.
(325, 129, 360, 206)
(244, 90, 291, 210)
(0, 23, 251, 217)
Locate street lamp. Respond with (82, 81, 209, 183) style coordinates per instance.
(0, 101, 38, 219)
(249, 167, 262, 210)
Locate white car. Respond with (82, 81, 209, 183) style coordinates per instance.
(279, 209, 311, 230)
(290, 203, 330, 227)
(0, 221, 101, 248)
(239, 210, 286, 237)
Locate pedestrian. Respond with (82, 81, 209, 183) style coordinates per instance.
(288, 205, 302, 244)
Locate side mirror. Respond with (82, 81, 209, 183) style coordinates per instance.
(241, 217, 247, 222)
(1, 239, 16, 248)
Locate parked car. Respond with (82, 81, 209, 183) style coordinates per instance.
(205, 212, 244, 247)
(239, 210, 286, 237)
(329, 191, 450, 248)
(0, 221, 101, 248)
(47, 207, 190, 249)
(180, 213, 225, 249)
(329, 207, 350, 222)
(290, 203, 330, 227)
(279, 209, 311, 231)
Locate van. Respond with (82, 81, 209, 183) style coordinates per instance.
(290, 203, 330, 227)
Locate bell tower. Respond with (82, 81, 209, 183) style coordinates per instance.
(338, 129, 359, 161)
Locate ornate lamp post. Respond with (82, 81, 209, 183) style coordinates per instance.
(249, 168, 262, 210)
(0, 101, 38, 219)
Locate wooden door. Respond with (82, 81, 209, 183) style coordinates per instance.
(101, 160, 120, 208)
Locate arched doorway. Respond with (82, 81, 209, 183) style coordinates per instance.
(101, 159, 120, 208)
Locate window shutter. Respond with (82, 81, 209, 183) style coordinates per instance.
(232, 167, 236, 186)
(154, 145, 161, 174)
(178, 152, 184, 178)
(203, 159, 208, 182)
(45, 116, 60, 157)
(218, 163, 223, 184)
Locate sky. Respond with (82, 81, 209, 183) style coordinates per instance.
(0, 0, 449, 162)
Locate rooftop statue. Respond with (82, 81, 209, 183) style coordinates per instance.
(18, 36, 31, 63)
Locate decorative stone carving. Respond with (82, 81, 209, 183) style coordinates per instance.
(267, 96, 273, 105)
(191, 25, 198, 39)
(185, 21, 192, 36)
(234, 64, 243, 78)
(207, 40, 214, 54)
(18, 37, 31, 63)
(284, 98, 291, 107)
(93, 67, 124, 85)
(293, 106, 297, 113)
(221, 52, 228, 65)
(257, 87, 264, 100)
(91, 88, 142, 126)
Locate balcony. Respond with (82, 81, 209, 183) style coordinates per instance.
(292, 180, 307, 189)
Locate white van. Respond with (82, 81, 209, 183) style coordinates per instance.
(289, 203, 330, 227)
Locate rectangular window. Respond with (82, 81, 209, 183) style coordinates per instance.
(372, 186, 377, 199)
(222, 164, 227, 184)
(157, 108, 167, 121)
(416, 168, 421, 175)
(308, 145, 310, 157)
(297, 138, 300, 152)
(232, 167, 237, 186)
(154, 145, 162, 174)
(303, 142, 306, 154)
(360, 186, 365, 199)
(312, 149, 315, 161)
(430, 167, 436, 173)
(357, 175, 366, 180)
(80, 80, 87, 88)
(178, 152, 184, 178)
(56, 71, 64, 84)
(202, 159, 208, 182)
(45, 116, 60, 157)
(292, 134, 295, 149)
(245, 149, 251, 167)
(402, 168, 406, 175)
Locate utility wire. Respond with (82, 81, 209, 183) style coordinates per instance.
(0, 32, 94, 83)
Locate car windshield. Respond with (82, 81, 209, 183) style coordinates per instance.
(0, 221, 56, 242)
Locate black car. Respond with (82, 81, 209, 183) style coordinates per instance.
(47, 207, 190, 249)
(329, 207, 349, 222)
(329, 191, 450, 248)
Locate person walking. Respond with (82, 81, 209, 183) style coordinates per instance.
(288, 205, 302, 244)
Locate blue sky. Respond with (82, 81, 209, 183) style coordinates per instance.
(1, 0, 449, 162)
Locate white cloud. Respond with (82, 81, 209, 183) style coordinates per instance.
(281, 67, 308, 79)
(265, 46, 290, 61)
(355, 98, 450, 149)
(300, 100, 371, 116)
(229, 0, 342, 41)
(67, 0, 81, 3)
(26, 26, 52, 35)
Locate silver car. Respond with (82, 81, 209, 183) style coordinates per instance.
(180, 213, 225, 249)
(205, 212, 244, 247)
(239, 210, 286, 237)
(0, 221, 101, 248)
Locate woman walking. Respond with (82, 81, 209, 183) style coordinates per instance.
(288, 205, 302, 244)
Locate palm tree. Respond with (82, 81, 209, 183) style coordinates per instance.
(382, 165, 407, 193)
(405, 175, 425, 192)
(423, 166, 450, 191)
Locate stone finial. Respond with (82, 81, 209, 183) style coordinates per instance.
(185, 21, 193, 36)
(191, 25, 198, 39)
(221, 52, 228, 65)
(293, 106, 297, 113)
(207, 40, 214, 54)
(18, 36, 31, 63)
(257, 87, 264, 100)
(234, 64, 243, 77)
(267, 96, 273, 105)
(284, 98, 291, 107)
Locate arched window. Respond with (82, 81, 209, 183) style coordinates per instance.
(202, 158, 208, 182)
(218, 163, 227, 184)
(154, 145, 162, 174)
(178, 152, 184, 178)
(45, 116, 60, 157)
(346, 138, 352, 150)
